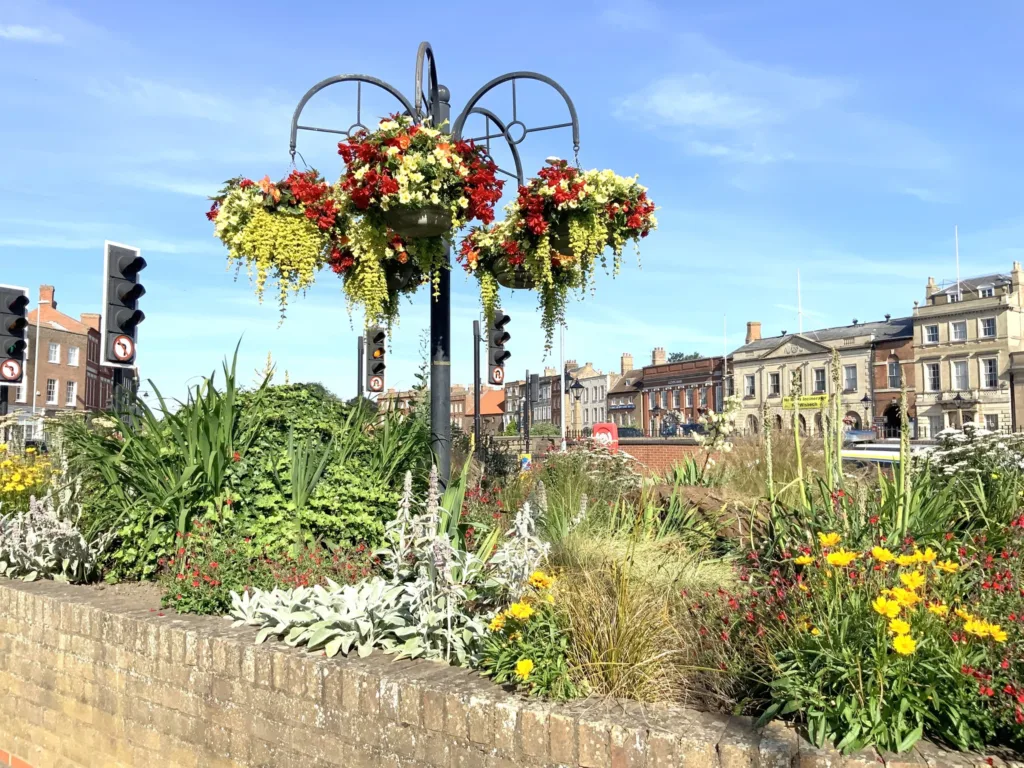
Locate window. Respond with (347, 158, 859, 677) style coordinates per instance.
(887, 360, 901, 389)
(949, 292, 961, 303)
(929, 415, 944, 437)
(744, 375, 755, 397)
(65, 380, 77, 406)
(685, 389, 693, 407)
(813, 368, 826, 394)
(985, 414, 999, 430)
(584, 408, 589, 422)
(660, 391, 668, 408)
(981, 358, 998, 389)
(952, 360, 969, 390)
(48, 342, 60, 363)
(699, 388, 707, 408)
(924, 325, 939, 344)
(951, 321, 968, 342)
(769, 373, 781, 396)
(843, 365, 857, 392)
(925, 363, 941, 392)
(45, 378, 57, 404)
(980, 286, 995, 298)
(980, 318, 996, 339)
(648, 392, 655, 408)
(583, 389, 589, 403)
(672, 390, 680, 408)
(15, 383, 26, 402)
(68, 346, 80, 367)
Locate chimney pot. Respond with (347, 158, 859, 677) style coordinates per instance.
(620, 352, 634, 375)
(852, 318, 858, 325)
(745, 321, 762, 344)
(884, 313, 891, 321)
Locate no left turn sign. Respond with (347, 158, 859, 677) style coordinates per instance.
(0, 359, 22, 382)
(369, 375, 384, 392)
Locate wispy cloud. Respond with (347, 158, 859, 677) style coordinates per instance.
(774, 303, 827, 319)
(0, 218, 218, 255)
(0, 23, 63, 43)
(85, 77, 237, 122)
(899, 186, 949, 204)
(617, 32, 952, 175)
(114, 172, 221, 198)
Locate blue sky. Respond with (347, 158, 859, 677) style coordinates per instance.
(3, 0, 1024, 402)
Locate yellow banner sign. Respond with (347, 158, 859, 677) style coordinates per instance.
(782, 394, 829, 410)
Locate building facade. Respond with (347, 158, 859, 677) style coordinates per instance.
(561, 360, 617, 434)
(8, 285, 116, 440)
(503, 379, 524, 432)
(871, 322, 916, 437)
(464, 388, 506, 436)
(607, 354, 643, 432)
(730, 317, 914, 437)
(913, 265, 1024, 436)
(639, 354, 728, 436)
(378, 388, 418, 415)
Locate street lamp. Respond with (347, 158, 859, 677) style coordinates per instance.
(288, 43, 581, 483)
(568, 378, 583, 437)
(860, 393, 871, 429)
(953, 392, 965, 428)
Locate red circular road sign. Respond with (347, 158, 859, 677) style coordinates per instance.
(0, 359, 22, 382)
(368, 375, 384, 392)
(490, 367, 505, 384)
(112, 334, 135, 362)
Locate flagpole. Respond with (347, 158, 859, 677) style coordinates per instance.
(797, 269, 803, 333)
(955, 225, 962, 301)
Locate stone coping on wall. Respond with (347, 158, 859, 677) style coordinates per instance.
(0, 578, 1008, 768)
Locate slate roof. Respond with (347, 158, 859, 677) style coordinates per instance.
(609, 370, 643, 394)
(933, 273, 1011, 297)
(733, 316, 914, 356)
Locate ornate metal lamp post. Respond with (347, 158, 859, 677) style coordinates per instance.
(287, 43, 580, 482)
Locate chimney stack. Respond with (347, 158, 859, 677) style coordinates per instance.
(745, 321, 761, 344)
(565, 359, 577, 371)
(543, 366, 557, 377)
(621, 353, 633, 375)
(80, 313, 101, 332)
(39, 284, 55, 308)
(652, 347, 667, 366)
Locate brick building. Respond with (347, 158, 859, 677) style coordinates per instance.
(464, 388, 506, 436)
(639, 352, 729, 437)
(871, 315, 916, 437)
(8, 285, 116, 440)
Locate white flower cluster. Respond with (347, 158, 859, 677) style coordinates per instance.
(919, 423, 1024, 477)
(693, 395, 742, 453)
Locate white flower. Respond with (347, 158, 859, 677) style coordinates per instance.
(457, 197, 469, 208)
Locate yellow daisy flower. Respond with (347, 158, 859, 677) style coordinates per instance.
(892, 635, 916, 655)
(793, 555, 814, 566)
(825, 549, 859, 567)
(515, 658, 534, 680)
(871, 547, 895, 563)
(507, 602, 534, 621)
(817, 532, 841, 548)
(936, 560, 959, 574)
(888, 619, 911, 635)
(899, 571, 926, 591)
(872, 596, 901, 619)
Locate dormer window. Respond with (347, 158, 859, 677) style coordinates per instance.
(980, 286, 994, 298)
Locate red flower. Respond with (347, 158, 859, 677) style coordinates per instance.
(209, 561, 219, 570)
(224, 497, 233, 507)
(177, 547, 185, 555)
(233, 451, 241, 462)
(176, 573, 186, 581)
(192, 580, 200, 588)
(869, 516, 879, 525)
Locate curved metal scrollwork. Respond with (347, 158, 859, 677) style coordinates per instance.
(288, 74, 416, 162)
(463, 106, 525, 187)
(414, 41, 439, 122)
(452, 72, 581, 166)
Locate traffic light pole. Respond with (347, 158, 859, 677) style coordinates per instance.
(472, 320, 481, 453)
(524, 368, 531, 456)
(0, 385, 8, 417)
(356, 335, 364, 400)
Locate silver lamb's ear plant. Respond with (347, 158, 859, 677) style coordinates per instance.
(233, 479, 545, 666)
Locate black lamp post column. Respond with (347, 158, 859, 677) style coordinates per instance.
(430, 85, 453, 481)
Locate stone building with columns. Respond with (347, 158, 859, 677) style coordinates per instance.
(914, 264, 1024, 437)
(730, 317, 915, 436)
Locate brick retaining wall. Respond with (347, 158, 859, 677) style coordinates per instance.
(618, 440, 705, 475)
(0, 579, 989, 767)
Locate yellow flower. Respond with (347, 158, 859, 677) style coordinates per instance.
(919, 548, 937, 564)
(873, 596, 901, 619)
(892, 635, 916, 655)
(817, 532, 841, 548)
(810, 627, 821, 636)
(826, 549, 859, 567)
(509, 632, 522, 642)
(928, 603, 950, 618)
(991, 627, 1008, 644)
(793, 555, 814, 566)
(954, 608, 975, 622)
(507, 603, 534, 621)
(936, 559, 959, 574)
(871, 547, 895, 563)
(25, 447, 35, 454)
(900, 571, 926, 591)
(896, 553, 919, 567)
(488, 614, 506, 632)
(888, 619, 911, 635)
(991, 473, 1000, 480)
(890, 588, 921, 608)
(964, 619, 991, 639)
(544, 593, 555, 604)
(528, 571, 554, 590)
(515, 658, 534, 680)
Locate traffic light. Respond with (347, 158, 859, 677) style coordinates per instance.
(366, 327, 386, 392)
(0, 284, 29, 385)
(101, 242, 146, 368)
(487, 311, 511, 385)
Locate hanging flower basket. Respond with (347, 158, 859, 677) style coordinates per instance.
(460, 160, 657, 349)
(381, 204, 451, 239)
(208, 115, 503, 328)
